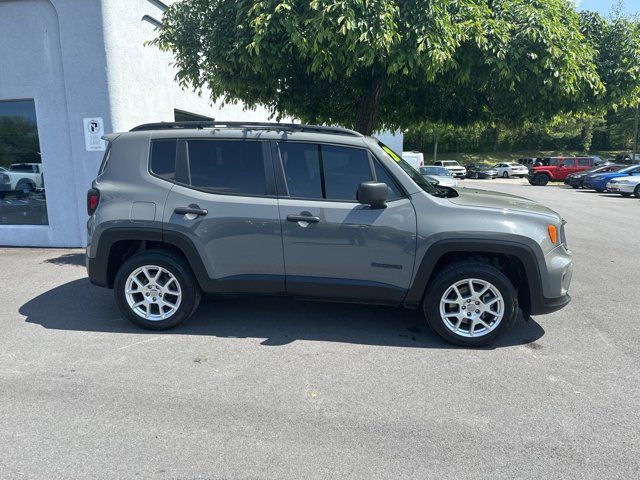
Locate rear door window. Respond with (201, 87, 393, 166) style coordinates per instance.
(577, 158, 591, 167)
(187, 140, 267, 196)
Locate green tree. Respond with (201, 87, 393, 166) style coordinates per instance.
(154, 0, 603, 135)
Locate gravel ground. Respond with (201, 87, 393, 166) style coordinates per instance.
(1, 179, 639, 479)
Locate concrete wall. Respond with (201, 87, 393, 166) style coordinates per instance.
(0, 0, 273, 248)
(0, 0, 111, 247)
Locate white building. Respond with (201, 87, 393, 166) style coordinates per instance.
(0, 0, 401, 248)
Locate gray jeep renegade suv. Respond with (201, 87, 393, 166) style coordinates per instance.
(86, 121, 572, 347)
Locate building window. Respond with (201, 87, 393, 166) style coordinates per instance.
(174, 109, 213, 122)
(0, 100, 48, 225)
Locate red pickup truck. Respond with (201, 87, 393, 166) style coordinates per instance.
(528, 157, 599, 186)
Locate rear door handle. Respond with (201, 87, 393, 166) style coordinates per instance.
(287, 214, 320, 223)
(175, 206, 208, 216)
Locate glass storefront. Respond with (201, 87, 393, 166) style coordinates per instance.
(0, 99, 48, 225)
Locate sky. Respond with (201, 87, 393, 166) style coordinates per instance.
(576, 0, 640, 15)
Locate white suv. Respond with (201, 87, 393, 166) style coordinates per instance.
(433, 160, 466, 178)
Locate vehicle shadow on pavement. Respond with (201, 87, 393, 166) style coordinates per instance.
(20, 278, 545, 349)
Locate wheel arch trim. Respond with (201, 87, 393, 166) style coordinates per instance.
(403, 235, 545, 313)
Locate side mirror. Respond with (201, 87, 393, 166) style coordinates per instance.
(357, 181, 388, 208)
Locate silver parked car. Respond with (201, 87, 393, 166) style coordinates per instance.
(418, 166, 459, 188)
(86, 121, 572, 347)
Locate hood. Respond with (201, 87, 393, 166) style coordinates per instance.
(450, 188, 560, 219)
(592, 172, 623, 180)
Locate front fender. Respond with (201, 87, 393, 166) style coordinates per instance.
(403, 234, 545, 312)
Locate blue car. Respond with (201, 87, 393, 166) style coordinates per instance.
(584, 164, 640, 192)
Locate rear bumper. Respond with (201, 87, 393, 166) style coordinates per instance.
(86, 253, 109, 288)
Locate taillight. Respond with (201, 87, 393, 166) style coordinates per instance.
(420, 160, 424, 167)
(87, 188, 100, 215)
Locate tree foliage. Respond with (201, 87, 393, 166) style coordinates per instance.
(154, 0, 603, 134)
(579, 8, 640, 109)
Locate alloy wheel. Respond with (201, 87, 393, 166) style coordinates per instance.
(125, 265, 182, 321)
(439, 278, 505, 338)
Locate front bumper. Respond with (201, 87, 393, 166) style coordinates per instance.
(530, 293, 572, 315)
(564, 177, 580, 186)
(606, 183, 634, 193)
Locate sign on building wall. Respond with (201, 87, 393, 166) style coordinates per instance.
(83, 117, 106, 151)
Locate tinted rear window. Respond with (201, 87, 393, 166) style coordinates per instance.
(187, 140, 267, 195)
(150, 140, 177, 180)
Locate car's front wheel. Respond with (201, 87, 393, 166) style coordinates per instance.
(634, 185, 640, 198)
(114, 250, 201, 330)
(502, 172, 509, 178)
(422, 262, 518, 347)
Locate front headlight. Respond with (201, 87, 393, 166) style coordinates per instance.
(617, 180, 630, 184)
(560, 221, 568, 249)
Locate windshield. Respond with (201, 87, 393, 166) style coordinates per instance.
(377, 142, 439, 195)
(420, 166, 451, 176)
(619, 165, 640, 174)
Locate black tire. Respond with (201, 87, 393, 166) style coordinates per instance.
(16, 180, 34, 198)
(473, 172, 479, 179)
(634, 185, 640, 198)
(571, 185, 579, 189)
(534, 174, 549, 186)
(595, 188, 604, 193)
(422, 262, 518, 347)
(114, 250, 201, 330)
(502, 172, 509, 178)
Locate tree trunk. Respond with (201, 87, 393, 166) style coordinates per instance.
(355, 74, 385, 136)
(433, 133, 439, 162)
(492, 123, 500, 152)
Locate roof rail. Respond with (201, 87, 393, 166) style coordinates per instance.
(129, 121, 363, 137)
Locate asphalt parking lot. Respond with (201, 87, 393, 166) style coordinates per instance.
(1, 179, 639, 480)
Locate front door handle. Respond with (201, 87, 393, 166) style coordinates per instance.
(287, 213, 320, 223)
(175, 206, 208, 216)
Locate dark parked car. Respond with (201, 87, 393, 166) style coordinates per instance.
(466, 164, 498, 179)
(564, 164, 623, 189)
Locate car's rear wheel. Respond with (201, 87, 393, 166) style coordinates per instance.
(114, 250, 201, 330)
(502, 172, 509, 178)
(634, 185, 640, 198)
(595, 188, 604, 193)
(422, 262, 518, 347)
